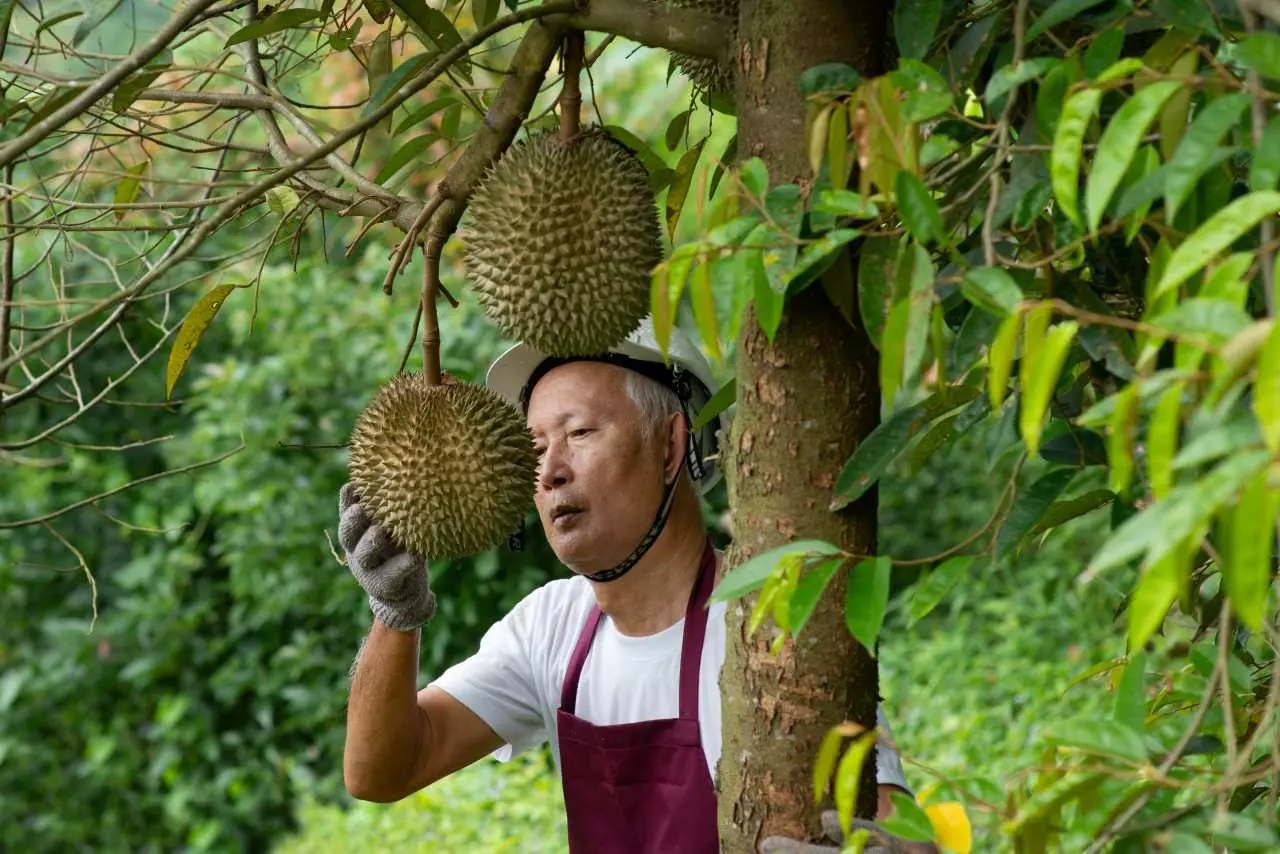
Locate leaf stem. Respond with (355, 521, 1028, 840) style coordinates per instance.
(559, 30, 584, 141)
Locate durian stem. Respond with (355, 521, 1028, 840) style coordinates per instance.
(558, 31, 584, 141)
(421, 230, 444, 386)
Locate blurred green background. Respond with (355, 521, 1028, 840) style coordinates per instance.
(0, 13, 1127, 853)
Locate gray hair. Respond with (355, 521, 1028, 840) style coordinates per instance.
(622, 369, 683, 445)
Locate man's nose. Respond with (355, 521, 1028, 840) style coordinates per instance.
(538, 442, 570, 490)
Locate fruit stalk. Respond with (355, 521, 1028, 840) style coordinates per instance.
(558, 30, 584, 142)
(421, 233, 442, 386)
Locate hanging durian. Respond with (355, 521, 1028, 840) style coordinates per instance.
(462, 126, 662, 357)
(668, 0, 737, 95)
(347, 372, 537, 561)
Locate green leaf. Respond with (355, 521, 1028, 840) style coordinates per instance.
(962, 266, 1023, 316)
(1039, 430, 1108, 467)
(1155, 191, 1280, 299)
(665, 109, 690, 150)
(693, 379, 735, 431)
(985, 58, 1058, 106)
(891, 60, 953, 123)
(1257, 320, 1280, 453)
(1249, 116, 1280, 192)
(1084, 82, 1180, 233)
(1174, 415, 1264, 470)
(364, 0, 391, 22)
(814, 189, 878, 218)
(1042, 717, 1147, 763)
(988, 310, 1021, 408)
(813, 728, 843, 802)
(893, 0, 942, 61)
(1127, 543, 1186, 650)
(1027, 0, 1108, 40)
(789, 558, 843, 637)
(786, 229, 860, 287)
(760, 185, 804, 293)
(1146, 382, 1183, 499)
(831, 386, 979, 510)
(1165, 92, 1251, 220)
(1149, 298, 1252, 345)
(857, 237, 898, 348)
(1027, 489, 1116, 538)
(1113, 650, 1147, 732)
(895, 171, 945, 246)
(710, 540, 842, 603)
(471, 0, 499, 28)
(21, 85, 86, 133)
(1164, 834, 1214, 854)
(1090, 449, 1273, 574)
(1083, 29, 1124, 79)
(110, 54, 171, 114)
(1222, 472, 1279, 631)
(746, 244, 783, 343)
(651, 243, 698, 356)
(1051, 88, 1103, 228)
(798, 62, 860, 97)
(996, 468, 1077, 559)
(666, 138, 707, 236)
(166, 285, 240, 399)
(394, 95, 457, 136)
(225, 9, 321, 46)
(740, 157, 769, 198)
(112, 161, 147, 220)
(603, 124, 668, 177)
(1021, 322, 1078, 455)
(1234, 32, 1280, 80)
(880, 793, 937, 842)
(907, 556, 973, 626)
(364, 54, 434, 118)
(72, 0, 123, 46)
(881, 299, 909, 411)
(1207, 813, 1280, 850)
(388, 0, 471, 81)
(845, 556, 891, 653)
(374, 133, 437, 183)
(688, 262, 721, 363)
(834, 731, 876, 836)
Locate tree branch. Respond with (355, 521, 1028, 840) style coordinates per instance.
(0, 0, 224, 169)
(562, 0, 731, 61)
(0, 164, 14, 394)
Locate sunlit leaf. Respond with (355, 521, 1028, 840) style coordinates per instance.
(925, 802, 972, 854)
(1127, 543, 1186, 651)
(1256, 316, 1280, 452)
(1146, 382, 1182, 499)
(1020, 321, 1077, 456)
(834, 730, 877, 836)
(1051, 88, 1103, 228)
(790, 557, 843, 637)
(265, 186, 300, 217)
(689, 262, 721, 363)
(1084, 82, 1180, 233)
(985, 58, 1058, 106)
(1155, 192, 1280, 299)
(710, 540, 842, 603)
(650, 243, 698, 356)
(814, 190, 878, 219)
(828, 104, 849, 186)
(808, 102, 835, 177)
(166, 285, 240, 399)
(1165, 92, 1250, 221)
(988, 310, 1021, 408)
(1042, 717, 1146, 763)
(813, 727, 844, 802)
(1222, 472, 1279, 631)
(846, 556, 891, 653)
(113, 161, 147, 221)
(1113, 649, 1146, 732)
(881, 299, 909, 410)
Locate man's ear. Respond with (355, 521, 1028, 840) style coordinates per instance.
(664, 411, 688, 485)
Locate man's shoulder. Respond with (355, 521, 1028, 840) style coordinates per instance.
(506, 573, 594, 630)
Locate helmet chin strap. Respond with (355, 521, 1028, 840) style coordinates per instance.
(583, 466, 680, 584)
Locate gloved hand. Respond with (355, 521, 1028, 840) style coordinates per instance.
(759, 811, 936, 854)
(338, 483, 436, 632)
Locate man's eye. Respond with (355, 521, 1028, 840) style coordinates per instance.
(569, 428, 593, 438)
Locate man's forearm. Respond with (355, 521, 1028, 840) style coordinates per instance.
(343, 618, 428, 802)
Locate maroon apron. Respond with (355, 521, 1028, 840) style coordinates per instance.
(556, 540, 720, 853)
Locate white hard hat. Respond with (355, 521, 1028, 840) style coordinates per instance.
(485, 317, 726, 495)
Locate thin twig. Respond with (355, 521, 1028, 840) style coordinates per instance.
(42, 522, 98, 632)
(381, 195, 445, 296)
(0, 164, 14, 394)
(981, 0, 1029, 265)
(399, 299, 424, 374)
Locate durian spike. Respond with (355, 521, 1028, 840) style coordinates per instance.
(558, 31, 584, 142)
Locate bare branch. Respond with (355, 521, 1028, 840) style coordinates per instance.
(0, 0, 225, 169)
(562, 0, 731, 61)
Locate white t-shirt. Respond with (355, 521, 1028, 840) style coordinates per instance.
(431, 573, 911, 791)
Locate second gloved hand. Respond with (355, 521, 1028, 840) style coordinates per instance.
(338, 483, 437, 632)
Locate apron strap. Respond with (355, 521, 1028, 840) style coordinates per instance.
(678, 539, 717, 721)
(560, 538, 719, 719)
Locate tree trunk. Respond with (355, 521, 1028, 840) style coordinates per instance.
(717, 0, 890, 850)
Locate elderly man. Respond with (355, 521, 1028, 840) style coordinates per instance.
(339, 320, 930, 853)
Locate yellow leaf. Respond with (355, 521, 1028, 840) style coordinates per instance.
(165, 284, 238, 400)
(925, 801, 972, 853)
(828, 102, 849, 188)
(808, 102, 835, 178)
(113, 161, 148, 221)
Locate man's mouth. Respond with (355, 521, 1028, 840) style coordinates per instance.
(550, 504, 584, 525)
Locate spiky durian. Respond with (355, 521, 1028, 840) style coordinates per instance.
(462, 127, 662, 357)
(348, 373, 537, 561)
(668, 0, 737, 95)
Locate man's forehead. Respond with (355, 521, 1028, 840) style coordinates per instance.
(525, 361, 632, 421)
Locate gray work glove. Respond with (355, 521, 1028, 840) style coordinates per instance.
(338, 483, 436, 632)
(759, 811, 934, 854)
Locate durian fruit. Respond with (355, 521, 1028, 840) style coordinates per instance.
(667, 0, 737, 95)
(463, 126, 661, 357)
(348, 373, 538, 561)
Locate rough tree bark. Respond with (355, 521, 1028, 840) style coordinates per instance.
(717, 0, 891, 850)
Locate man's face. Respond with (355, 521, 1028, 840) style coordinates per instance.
(525, 362, 668, 574)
